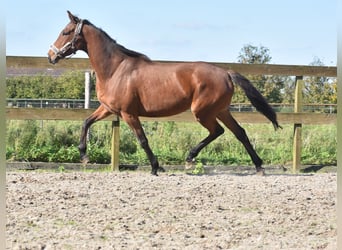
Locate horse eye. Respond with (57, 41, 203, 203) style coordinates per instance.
(62, 30, 73, 36)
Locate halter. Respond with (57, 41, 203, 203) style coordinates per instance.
(49, 20, 84, 59)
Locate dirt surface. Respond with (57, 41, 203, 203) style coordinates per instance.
(6, 170, 336, 249)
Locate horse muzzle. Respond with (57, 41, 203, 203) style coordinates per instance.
(47, 54, 59, 65)
(48, 45, 61, 64)
(48, 42, 74, 64)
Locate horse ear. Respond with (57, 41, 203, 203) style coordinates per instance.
(67, 10, 79, 24)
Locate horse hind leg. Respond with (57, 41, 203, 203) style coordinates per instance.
(186, 114, 224, 164)
(217, 110, 264, 175)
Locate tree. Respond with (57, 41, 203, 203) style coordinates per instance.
(234, 44, 285, 104)
(303, 57, 337, 106)
(237, 44, 272, 64)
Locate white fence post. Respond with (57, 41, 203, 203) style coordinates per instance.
(85, 72, 91, 141)
(84, 71, 91, 109)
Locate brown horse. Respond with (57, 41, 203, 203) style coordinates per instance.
(48, 11, 281, 175)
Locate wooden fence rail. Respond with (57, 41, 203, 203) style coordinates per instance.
(6, 56, 337, 173)
(5, 108, 336, 124)
(7, 56, 337, 77)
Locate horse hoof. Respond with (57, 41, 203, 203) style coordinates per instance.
(151, 170, 158, 176)
(81, 156, 90, 164)
(256, 167, 265, 176)
(185, 160, 195, 170)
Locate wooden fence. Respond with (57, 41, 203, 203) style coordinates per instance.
(6, 56, 337, 172)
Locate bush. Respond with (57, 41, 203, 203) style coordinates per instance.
(6, 71, 87, 99)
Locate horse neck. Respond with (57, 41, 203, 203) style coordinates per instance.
(82, 24, 125, 81)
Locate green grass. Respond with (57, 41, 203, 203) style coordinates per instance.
(6, 120, 336, 167)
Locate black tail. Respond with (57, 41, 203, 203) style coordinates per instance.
(228, 70, 282, 130)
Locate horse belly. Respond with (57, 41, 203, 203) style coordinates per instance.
(141, 97, 191, 117)
(138, 85, 192, 117)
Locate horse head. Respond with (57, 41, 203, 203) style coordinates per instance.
(48, 11, 85, 64)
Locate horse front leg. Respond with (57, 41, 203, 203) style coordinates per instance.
(121, 113, 160, 175)
(79, 105, 111, 163)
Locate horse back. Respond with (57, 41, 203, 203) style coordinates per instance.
(104, 60, 233, 117)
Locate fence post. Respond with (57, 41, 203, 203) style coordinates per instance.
(292, 76, 303, 173)
(111, 118, 120, 171)
(84, 71, 91, 109)
(84, 72, 92, 141)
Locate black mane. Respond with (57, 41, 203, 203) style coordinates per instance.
(116, 43, 151, 62)
(84, 19, 151, 62)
